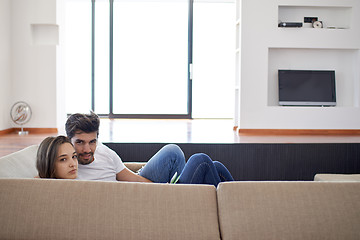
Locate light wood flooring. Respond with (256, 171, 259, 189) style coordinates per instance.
(1, 118, 360, 157)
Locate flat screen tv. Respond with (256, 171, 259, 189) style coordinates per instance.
(278, 70, 336, 106)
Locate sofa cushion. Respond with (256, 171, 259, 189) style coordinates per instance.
(0, 179, 220, 240)
(314, 173, 360, 182)
(217, 181, 360, 240)
(0, 145, 38, 178)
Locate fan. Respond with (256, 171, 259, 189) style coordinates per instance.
(10, 101, 32, 135)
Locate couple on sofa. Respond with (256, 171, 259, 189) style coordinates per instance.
(36, 112, 234, 186)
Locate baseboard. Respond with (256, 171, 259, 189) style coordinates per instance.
(0, 128, 15, 136)
(0, 128, 58, 135)
(238, 129, 360, 135)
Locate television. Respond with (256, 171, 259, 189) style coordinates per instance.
(278, 70, 336, 106)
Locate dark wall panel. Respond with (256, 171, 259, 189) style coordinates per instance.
(104, 143, 360, 181)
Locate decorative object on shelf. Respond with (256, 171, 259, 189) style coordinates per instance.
(278, 22, 303, 28)
(304, 17, 318, 23)
(312, 20, 323, 28)
(10, 101, 32, 135)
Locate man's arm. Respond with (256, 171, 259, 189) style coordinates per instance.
(116, 168, 152, 182)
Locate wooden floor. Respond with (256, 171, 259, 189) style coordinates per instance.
(1, 118, 360, 157)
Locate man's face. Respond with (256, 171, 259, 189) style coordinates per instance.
(71, 131, 97, 165)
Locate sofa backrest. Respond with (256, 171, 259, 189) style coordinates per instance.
(0, 179, 220, 240)
(217, 181, 360, 240)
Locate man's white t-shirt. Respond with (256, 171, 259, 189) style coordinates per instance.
(77, 143, 125, 181)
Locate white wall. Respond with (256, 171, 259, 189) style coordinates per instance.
(236, 0, 360, 130)
(0, 0, 11, 131)
(0, 0, 58, 131)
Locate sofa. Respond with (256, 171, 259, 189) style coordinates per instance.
(1, 145, 360, 240)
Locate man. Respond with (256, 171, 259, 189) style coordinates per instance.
(65, 112, 185, 182)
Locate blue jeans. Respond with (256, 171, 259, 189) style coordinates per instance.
(138, 144, 186, 183)
(178, 153, 234, 187)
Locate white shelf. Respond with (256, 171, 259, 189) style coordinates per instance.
(234, 0, 241, 127)
(267, 48, 360, 107)
(278, 5, 352, 29)
(269, 28, 359, 49)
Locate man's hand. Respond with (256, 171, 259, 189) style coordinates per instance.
(116, 168, 152, 183)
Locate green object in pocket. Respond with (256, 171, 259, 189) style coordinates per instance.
(170, 172, 180, 184)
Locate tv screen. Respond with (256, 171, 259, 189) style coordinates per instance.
(278, 70, 336, 106)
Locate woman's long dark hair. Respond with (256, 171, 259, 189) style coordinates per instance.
(36, 135, 72, 178)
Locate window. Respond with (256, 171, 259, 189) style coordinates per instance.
(64, 0, 234, 118)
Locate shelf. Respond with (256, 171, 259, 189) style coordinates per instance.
(268, 106, 360, 109)
(270, 28, 358, 50)
(267, 48, 360, 108)
(277, 27, 350, 30)
(278, 5, 352, 29)
(235, 0, 240, 20)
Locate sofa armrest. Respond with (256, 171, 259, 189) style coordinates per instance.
(314, 173, 360, 182)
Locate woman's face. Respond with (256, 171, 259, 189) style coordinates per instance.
(53, 142, 78, 179)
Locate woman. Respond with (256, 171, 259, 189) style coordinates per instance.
(36, 135, 78, 179)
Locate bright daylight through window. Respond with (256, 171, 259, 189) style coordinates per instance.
(64, 0, 234, 118)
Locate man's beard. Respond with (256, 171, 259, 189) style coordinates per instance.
(78, 152, 95, 165)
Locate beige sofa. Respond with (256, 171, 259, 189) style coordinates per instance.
(1, 146, 360, 240)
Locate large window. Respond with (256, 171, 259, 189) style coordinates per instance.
(64, 0, 234, 118)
